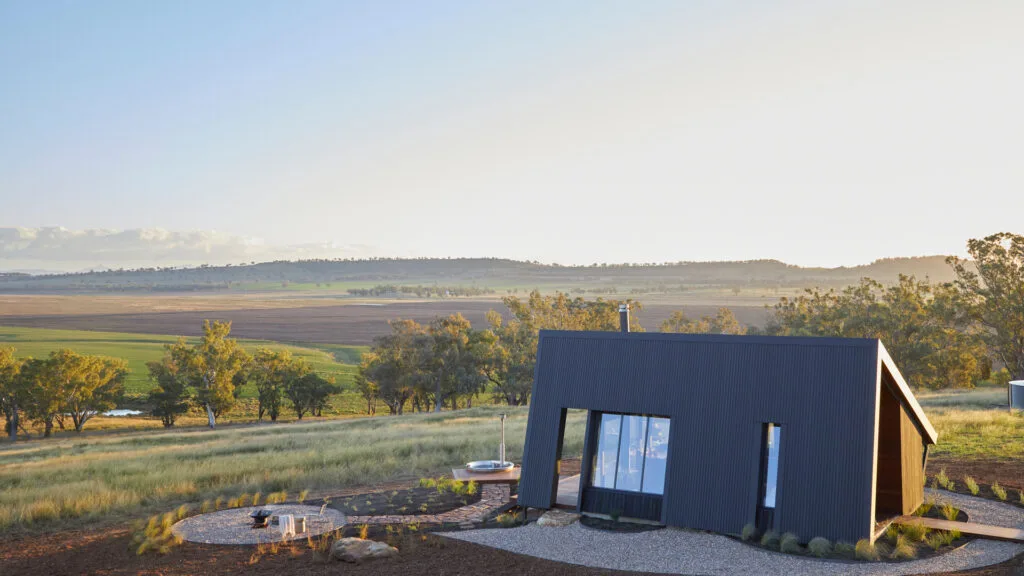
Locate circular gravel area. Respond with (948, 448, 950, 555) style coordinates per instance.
(444, 490, 1024, 575)
(172, 505, 346, 545)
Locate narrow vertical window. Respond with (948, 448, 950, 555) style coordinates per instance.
(641, 417, 670, 495)
(763, 424, 782, 508)
(757, 422, 782, 530)
(615, 415, 648, 491)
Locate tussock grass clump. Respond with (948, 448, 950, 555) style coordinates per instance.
(807, 537, 831, 558)
(740, 523, 758, 542)
(884, 523, 900, 544)
(1018, 490, 1024, 505)
(964, 476, 979, 496)
(418, 478, 437, 489)
(265, 491, 288, 505)
(935, 469, 951, 490)
(132, 512, 182, 555)
(760, 530, 780, 550)
(991, 482, 1007, 501)
(901, 521, 929, 542)
(357, 523, 369, 539)
(834, 541, 856, 557)
(496, 510, 522, 527)
(890, 534, 916, 560)
(915, 498, 935, 516)
(939, 502, 960, 521)
(779, 532, 802, 554)
(925, 532, 945, 551)
(298, 489, 309, 504)
(199, 500, 212, 514)
(855, 539, 879, 561)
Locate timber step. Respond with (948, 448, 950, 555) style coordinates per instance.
(895, 516, 1024, 543)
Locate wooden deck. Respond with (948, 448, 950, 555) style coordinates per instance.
(895, 516, 1024, 543)
(554, 474, 580, 509)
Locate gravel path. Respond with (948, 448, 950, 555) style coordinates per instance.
(172, 505, 346, 545)
(444, 490, 1024, 575)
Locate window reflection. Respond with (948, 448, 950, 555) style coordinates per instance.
(593, 414, 621, 489)
(590, 413, 670, 495)
(763, 424, 782, 508)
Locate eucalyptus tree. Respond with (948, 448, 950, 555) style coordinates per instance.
(661, 307, 747, 335)
(0, 346, 24, 441)
(167, 321, 250, 428)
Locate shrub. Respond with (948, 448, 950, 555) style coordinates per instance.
(807, 537, 831, 558)
(991, 482, 1007, 501)
(965, 476, 979, 496)
(740, 523, 758, 542)
(855, 539, 879, 561)
(901, 521, 929, 542)
(760, 530, 780, 549)
(935, 469, 950, 489)
(780, 532, 802, 554)
(939, 502, 959, 521)
(834, 541, 856, 557)
(608, 508, 623, 522)
(419, 478, 437, 489)
(465, 481, 478, 496)
(890, 534, 916, 560)
(496, 511, 522, 527)
(925, 532, 945, 551)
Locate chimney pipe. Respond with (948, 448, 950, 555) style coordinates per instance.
(619, 303, 630, 333)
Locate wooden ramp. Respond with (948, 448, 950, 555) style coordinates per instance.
(554, 475, 580, 509)
(895, 516, 1024, 543)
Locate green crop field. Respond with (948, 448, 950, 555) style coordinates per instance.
(0, 325, 365, 397)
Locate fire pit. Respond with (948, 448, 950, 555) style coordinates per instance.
(250, 509, 273, 529)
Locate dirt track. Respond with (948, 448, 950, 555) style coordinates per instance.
(0, 301, 770, 345)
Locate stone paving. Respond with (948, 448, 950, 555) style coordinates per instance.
(347, 484, 511, 528)
(172, 504, 346, 545)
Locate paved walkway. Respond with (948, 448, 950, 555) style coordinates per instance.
(444, 490, 1024, 575)
(348, 484, 512, 529)
(896, 515, 1024, 543)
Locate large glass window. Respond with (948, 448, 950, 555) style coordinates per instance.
(591, 413, 670, 495)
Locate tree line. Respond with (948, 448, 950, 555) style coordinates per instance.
(356, 233, 1024, 415)
(0, 320, 341, 440)
(346, 284, 496, 298)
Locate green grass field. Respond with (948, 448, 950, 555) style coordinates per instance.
(0, 326, 365, 397)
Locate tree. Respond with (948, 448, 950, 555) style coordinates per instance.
(502, 290, 644, 332)
(948, 233, 1024, 381)
(359, 319, 429, 415)
(354, 369, 378, 415)
(482, 310, 537, 406)
(248, 349, 307, 422)
(661, 308, 747, 335)
(285, 373, 339, 419)
(166, 321, 250, 428)
(424, 314, 484, 411)
(765, 275, 987, 389)
(0, 346, 25, 441)
(146, 358, 192, 428)
(19, 354, 69, 438)
(61, 352, 128, 432)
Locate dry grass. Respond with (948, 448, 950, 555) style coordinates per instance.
(0, 407, 584, 533)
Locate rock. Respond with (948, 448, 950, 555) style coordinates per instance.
(331, 537, 399, 563)
(537, 509, 581, 527)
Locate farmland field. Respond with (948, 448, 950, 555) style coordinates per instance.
(0, 299, 771, 345)
(0, 325, 364, 397)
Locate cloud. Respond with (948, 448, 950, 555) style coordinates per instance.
(0, 227, 376, 270)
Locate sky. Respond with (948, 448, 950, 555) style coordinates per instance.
(2, 0, 1023, 268)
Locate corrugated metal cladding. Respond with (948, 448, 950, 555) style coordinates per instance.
(519, 331, 882, 544)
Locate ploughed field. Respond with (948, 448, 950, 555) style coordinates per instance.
(0, 300, 770, 345)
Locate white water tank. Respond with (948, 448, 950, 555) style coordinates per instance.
(1011, 381, 1024, 410)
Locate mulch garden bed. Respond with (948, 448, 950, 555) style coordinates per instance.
(325, 485, 482, 517)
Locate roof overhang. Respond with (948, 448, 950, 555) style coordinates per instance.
(877, 341, 939, 445)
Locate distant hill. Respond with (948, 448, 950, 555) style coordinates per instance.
(0, 256, 964, 294)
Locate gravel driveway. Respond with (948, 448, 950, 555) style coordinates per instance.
(444, 490, 1024, 575)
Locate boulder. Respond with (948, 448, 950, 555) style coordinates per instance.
(331, 537, 399, 563)
(537, 509, 581, 527)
